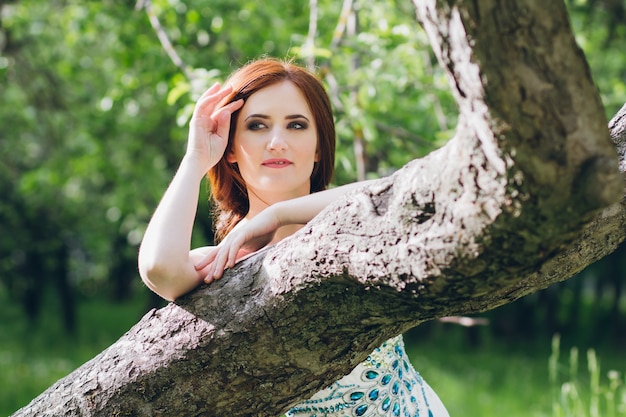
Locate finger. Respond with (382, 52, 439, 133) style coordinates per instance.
(211, 102, 242, 139)
(211, 99, 243, 123)
(204, 246, 223, 282)
(193, 84, 233, 118)
(210, 84, 234, 102)
(204, 251, 222, 283)
(195, 248, 218, 270)
(193, 83, 221, 111)
(211, 246, 230, 280)
(227, 236, 244, 268)
(203, 254, 219, 283)
(201, 82, 221, 97)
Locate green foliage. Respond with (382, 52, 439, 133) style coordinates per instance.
(549, 334, 626, 417)
(567, 0, 626, 118)
(0, 0, 455, 320)
(0, 1, 180, 311)
(318, 0, 456, 183)
(0, 0, 624, 395)
(1, 1, 624, 414)
(160, 0, 456, 183)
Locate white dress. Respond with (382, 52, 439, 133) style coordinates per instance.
(286, 335, 449, 417)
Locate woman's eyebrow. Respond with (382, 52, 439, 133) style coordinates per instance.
(244, 113, 270, 121)
(286, 114, 310, 121)
(244, 113, 310, 121)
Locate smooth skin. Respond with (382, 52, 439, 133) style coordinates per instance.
(138, 81, 371, 301)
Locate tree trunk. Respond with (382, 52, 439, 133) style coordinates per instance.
(12, 1, 626, 416)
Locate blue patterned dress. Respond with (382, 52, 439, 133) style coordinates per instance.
(286, 336, 449, 417)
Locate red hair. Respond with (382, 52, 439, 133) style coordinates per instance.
(208, 58, 336, 241)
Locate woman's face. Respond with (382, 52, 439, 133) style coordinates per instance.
(228, 81, 319, 205)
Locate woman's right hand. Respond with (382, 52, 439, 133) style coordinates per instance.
(187, 83, 243, 172)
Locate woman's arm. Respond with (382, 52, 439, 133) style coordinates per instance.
(138, 84, 243, 301)
(199, 179, 376, 281)
(138, 156, 209, 301)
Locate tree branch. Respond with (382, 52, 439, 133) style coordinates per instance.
(137, 0, 193, 80)
(330, 0, 354, 50)
(303, 0, 318, 72)
(12, 1, 624, 416)
(609, 103, 626, 171)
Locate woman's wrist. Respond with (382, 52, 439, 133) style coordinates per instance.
(180, 153, 213, 179)
(271, 199, 308, 227)
(266, 202, 287, 229)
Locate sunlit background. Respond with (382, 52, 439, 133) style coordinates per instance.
(1, 0, 625, 415)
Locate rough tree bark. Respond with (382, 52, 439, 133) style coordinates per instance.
(13, 1, 626, 416)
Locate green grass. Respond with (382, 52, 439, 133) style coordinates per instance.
(405, 326, 626, 417)
(1, 293, 624, 417)
(548, 335, 626, 417)
(0, 292, 151, 416)
(405, 328, 553, 417)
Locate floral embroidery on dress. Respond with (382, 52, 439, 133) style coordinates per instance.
(286, 336, 447, 417)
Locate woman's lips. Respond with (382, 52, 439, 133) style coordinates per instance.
(262, 159, 292, 168)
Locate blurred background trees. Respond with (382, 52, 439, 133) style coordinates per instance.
(0, 0, 624, 414)
(0, 0, 459, 330)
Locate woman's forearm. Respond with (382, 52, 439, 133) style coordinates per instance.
(200, 179, 378, 281)
(138, 84, 242, 300)
(274, 179, 376, 226)
(138, 156, 206, 300)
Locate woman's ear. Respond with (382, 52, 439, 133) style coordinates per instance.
(226, 150, 237, 163)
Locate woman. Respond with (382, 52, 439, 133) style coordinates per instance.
(139, 58, 449, 417)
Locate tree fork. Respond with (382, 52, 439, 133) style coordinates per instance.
(12, 1, 625, 416)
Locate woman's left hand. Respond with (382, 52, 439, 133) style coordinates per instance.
(195, 207, 283, 283)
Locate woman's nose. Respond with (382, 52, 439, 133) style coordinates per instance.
(267, 130, 288, 151)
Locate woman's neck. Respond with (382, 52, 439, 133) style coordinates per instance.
(244, 187, 309, 244)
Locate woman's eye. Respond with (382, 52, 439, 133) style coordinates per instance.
(288, 121, 307, 130)
(247, 121, 266, 130)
